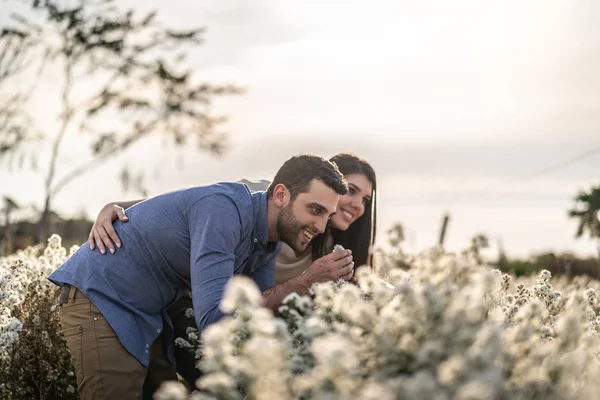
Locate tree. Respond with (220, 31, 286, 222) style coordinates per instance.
(568, 184, 600, 265)
(1, 196, 20, 254)
(0, 22, 41, 157)
(0, 0, 242, 241)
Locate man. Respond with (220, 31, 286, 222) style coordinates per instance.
(48, 154, 353, 399)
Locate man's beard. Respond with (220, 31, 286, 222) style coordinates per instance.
(276, 202, 306, 252)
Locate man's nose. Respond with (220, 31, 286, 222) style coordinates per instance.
(315, 216, 328, 234)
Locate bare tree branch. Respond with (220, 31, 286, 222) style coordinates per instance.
(50, 119, 159, 198)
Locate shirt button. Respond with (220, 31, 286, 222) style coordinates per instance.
(253, 238, 258, 243)
(146, 344, 150, 348)
(145, 350, 149, 354)
(156, 329, 161, 333)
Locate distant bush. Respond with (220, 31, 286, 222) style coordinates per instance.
(501, 260, 539, 277)
(499, 252, 600, 279)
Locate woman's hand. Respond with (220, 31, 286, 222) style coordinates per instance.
(88, 203, 128, 254)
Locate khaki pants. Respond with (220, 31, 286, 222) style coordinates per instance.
(58, 286, 177, 400)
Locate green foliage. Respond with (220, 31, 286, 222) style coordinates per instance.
(7, 287, 77, 399)
(498, 252, 600, 279)
(568, 185, 600, 239)
(501, 260, 538, 277)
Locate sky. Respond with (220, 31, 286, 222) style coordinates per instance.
(1, 0, 600, 258)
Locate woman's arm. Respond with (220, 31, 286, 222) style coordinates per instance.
(88, 199, 144, 253)
(112, 199, 144, 209)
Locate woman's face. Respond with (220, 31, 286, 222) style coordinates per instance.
(330, 173, 373, 231)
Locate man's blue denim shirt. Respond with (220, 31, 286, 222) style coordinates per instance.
(48, 182, 280, 367)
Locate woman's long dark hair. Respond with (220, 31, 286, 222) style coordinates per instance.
(311, 153, 377, 267)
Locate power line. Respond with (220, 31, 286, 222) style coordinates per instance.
(447, 146, 600, 208)
(517, 147, 600, 182)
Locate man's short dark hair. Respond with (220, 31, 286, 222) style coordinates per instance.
(267, 154, 348, 200)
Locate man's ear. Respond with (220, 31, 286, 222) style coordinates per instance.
(272, 184, 290, 208)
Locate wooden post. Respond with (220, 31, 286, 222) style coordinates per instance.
(438, 212, 450, 249)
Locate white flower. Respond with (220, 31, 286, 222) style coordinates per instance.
(154, 381, 188, 400)
(357, 381, 396, 400)
(438, 355, 468, 385)
(311, 334, 359, 371)
(332, 244, 345, 252)
(219, 275, 261, 313)
(174, 337, 193, 349)
(455, 380, 495, 400)
(304, 315, 328, 336)
(281, 292, 312, 314)
(196, 372, 236, 391)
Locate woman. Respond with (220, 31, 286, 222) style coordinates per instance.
(87, 152, 377, 390)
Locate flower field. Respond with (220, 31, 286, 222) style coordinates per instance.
(2, 236, 600, 400)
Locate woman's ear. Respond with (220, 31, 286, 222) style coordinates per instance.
(272, 183, 290, 208)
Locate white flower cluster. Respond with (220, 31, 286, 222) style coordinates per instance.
(0, 235, 79, 397)
(4, 235, 599, 399)
(0, 235, 76, 358)
(157, 249, 600, 400)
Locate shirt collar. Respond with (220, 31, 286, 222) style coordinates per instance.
(251, 191, 278, 253)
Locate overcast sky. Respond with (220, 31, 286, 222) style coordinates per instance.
(1, 0, 600, 257)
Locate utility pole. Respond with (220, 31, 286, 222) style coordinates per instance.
(438, 212, 450, 249)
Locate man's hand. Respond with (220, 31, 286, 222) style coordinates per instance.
(300, 249, 354, 286)
(261, 249, 354, 312)
(88, 203, 128, 254)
